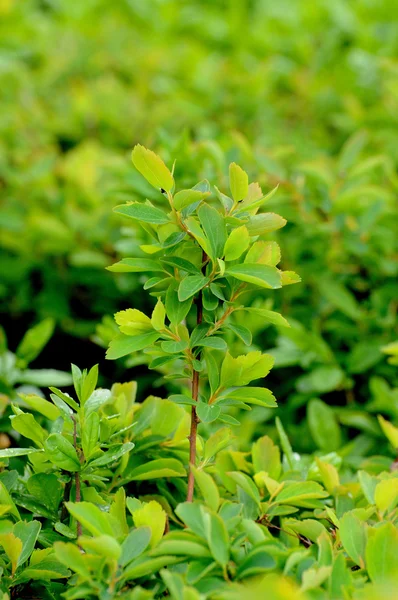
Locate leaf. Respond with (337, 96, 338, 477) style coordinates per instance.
(16, 318, 54, 365)
(0, 533, 23, 575)
(161, 340, 188, 353)
(220, 351, 274, 388)
(245, 240, 281, 266)
(81, 411, 100, 460)
(122, 555, 181, 582)
(229, 163, 249, 202)
(10, 413, 47, 447)
(131, 145, 174, 191)
(252, 436, 281, 479)
(307, 398, 342, 451)
(44, 434, 81, 471)
(236, 546, 276, 579)
(132, 501, 166, 548)
(246, 213, 286, 235)
(0, 481, 20, 519)
(14, 559, 70, 583)
(65, 501, 115, 536)
(54, 542, 91, 577)
(226, 264, 281, 289)
(0, 448, 42, 458)
(196, 402, 221, 423)
(79, 535, 121, 560)
(18, 393, 60, 421)
(195, 337, 227, 350)
(366, 522, 398, 584)
(185, 216, 212, 257)
(301, 566, 331, 592)
(19, 369, 73, 387)
(27, 473, 63, 511)
(107, 258, 164, 273)
(14, 520, 41, 566)
(178, 275, 209, 301)
(197, 203, 227, 260)
(160, 256, 200, 275)
(114, 202, 170, 225)
(223, 226, 250, 261)
(374, 478, 398, 513)
(227, 323, 252, 345)
(339, 511, 367, 568)
(173, 189, 210, 211)
(202, 507, 230, 567)
(377, 415, 398, 448)
(275, 417, 295, 471)
(243, 307, 290, 328)
(227, 472, 261, 507)
(115, 308, 153, 336)
(275, 481, 328, 507)
(106, 332, 160, 360)
(224, 387, 277, 408)
(88, 442, 134, 468)
(191, 466, 220, 512)
(120, 527, 152, 566)
(127, 458, 186, 480)
(165, 281, 193, 325)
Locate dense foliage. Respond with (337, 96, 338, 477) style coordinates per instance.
(0, 1, 397, 598)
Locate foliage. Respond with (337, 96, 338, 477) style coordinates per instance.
(0, 148, 397, 598)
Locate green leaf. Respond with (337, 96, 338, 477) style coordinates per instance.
(374, 478, 398, 513)
(226, 264, 281, 289)
(185, 216, 212, 257)
(227, 323, 252, 345)
(165, 281, 193, 325)
(81, 412, 100, 459)
(0, 533, 23, 575)
(120, 527, 152, 566)
(196, 402, 221, 423)
(54, 542, 91, 578)
(202, 507, 230, 567)
(275, 417, 295, 470)
(339, 511, 367, 568)
(161, 340, 188, 354)
(127, 458, 186, 480)
(14, 520, 41, 566)
(0, 448, 42, 458)
(227, 472, 261, 506)
(122, 556, 181, 582)
(106, 332, 160, 360)
(246, 213, 286, 235)
(178, 275, 209, 302)
(308, 398, 342, 451)
(79, 535, 121, 560)
(173, 189, 210, 211)
(132, 501, 166, 548)
(161, 256, 200, 275)
(131, 145, 174, 191)
(229, 163, 248, 202)
(243, 307, 290, 328)
(151, 299, 166, 330)
(44, 434, 81, 472)
(18, 393, 60, 421)
(15, 318, 54, 365)
(197, 204, 227, 260)
(0, 481, 20, 519)
(66, 501, 115, 536)
(14, 558, 70, 583)
(224, 387, 277, 408)
(366, 522, 398, 584)
(10, 412, 47, 447)
(252, 436, 281, 479)
(114, 202, 170, 225)
(195, 337, 227, 350)
(275, 481, 328, 507)
(191, 466, 220, 512)
(88, 442, 134, 468)
(27, 473, 63, 511)
(107, 258, 164, 273)
(236, 546, 276, 579)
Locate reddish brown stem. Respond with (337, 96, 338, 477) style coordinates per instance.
(186, 251, 206, 502)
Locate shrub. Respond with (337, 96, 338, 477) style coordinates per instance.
(0, 148, 397, 599)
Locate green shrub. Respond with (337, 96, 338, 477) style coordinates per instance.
(0, 149, 397, 599)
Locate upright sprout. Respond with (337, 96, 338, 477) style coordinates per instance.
(107, 145, 300, 501)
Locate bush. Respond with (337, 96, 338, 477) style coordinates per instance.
(0, 148, 397, 599)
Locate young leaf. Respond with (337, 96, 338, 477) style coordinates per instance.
(197, 203, 227, 260)
(178, 275, 209, 302)
(226, 264, 282, 289)
(229, 163, 248, 203)
(173, 189, 210, 211)
(106, 332, 160, 360)
(114, 203, 170, 225)
(131, 145, 174, 192)
(223, 226, 250, 261)
(44, 434, 81, 472)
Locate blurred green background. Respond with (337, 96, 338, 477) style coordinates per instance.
(1, 0, 397, 449)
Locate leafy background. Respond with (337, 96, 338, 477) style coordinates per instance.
(1, 0, 397, 447)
